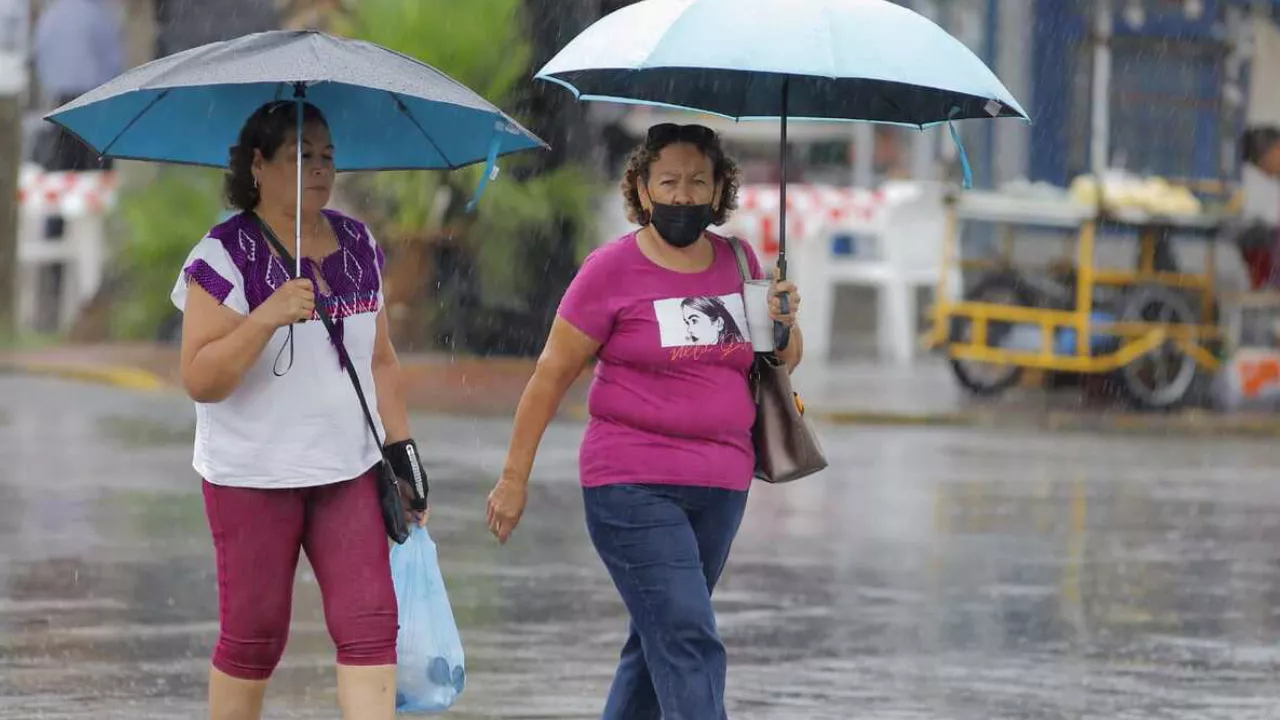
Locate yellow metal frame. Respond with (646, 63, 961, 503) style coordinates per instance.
(926, 203, 1223, 375)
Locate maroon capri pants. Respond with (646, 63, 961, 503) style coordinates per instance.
(202, 469, 398, 680)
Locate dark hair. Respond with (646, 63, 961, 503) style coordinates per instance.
(225, 100, 330, 211)
(680, 295, 746, 344)
(1242, 125, 1280, 167)
(621, 123, 741, 227)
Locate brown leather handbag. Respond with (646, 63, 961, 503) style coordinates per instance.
(728, 238, 829, 484)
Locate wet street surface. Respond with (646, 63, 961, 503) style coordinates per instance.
(5, 376, 1280, 718)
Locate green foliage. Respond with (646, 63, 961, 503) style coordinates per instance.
(335, 0, 601, 310)
(106, 0, 602, 345)
(334, 0, 533, 107)
(333, 0, 542, 248)
(112, 167, 224, 339)
(469, 162, 599, 306)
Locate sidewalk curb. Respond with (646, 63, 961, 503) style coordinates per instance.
(1042, 410, 1280, 438)
(12, 357, 1280, 438)
(563, 404, 978, 427)
(813, 409, 976, 427)
(564, 406, 977, 427)
(0, 361, 172, 393)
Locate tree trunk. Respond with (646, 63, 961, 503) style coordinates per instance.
(520, 0, 601, 173)
(382, 230, 445, 351)
(0, 94, 18, 342)
(509, 0, 604, 355)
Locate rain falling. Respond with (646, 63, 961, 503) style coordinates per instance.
(2, 1, 1280, 719)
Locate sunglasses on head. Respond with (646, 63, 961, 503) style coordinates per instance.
(647, 123, 716, 146)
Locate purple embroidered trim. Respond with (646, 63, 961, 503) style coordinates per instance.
(205, 210, 383, 369)
(313, 291, 381, 360)
(320, 290, 381, 322)
(183, 259, 234, 305)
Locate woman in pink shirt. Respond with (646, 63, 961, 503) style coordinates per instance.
(486, 123, 803, 719)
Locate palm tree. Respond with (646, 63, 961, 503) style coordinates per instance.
(333, 0, 601, 353)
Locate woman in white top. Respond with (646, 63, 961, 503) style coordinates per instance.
(171, 100, 427, 720)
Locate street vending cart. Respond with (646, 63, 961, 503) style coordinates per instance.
(924, 182, 1238, 410)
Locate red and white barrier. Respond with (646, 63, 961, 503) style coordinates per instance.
(720, 182, 949, 364)
(16, 163, 118, 333)
(717, 184, 900, 267)
(18, 164, 119, 217)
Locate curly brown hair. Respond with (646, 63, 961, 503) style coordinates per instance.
(620, 124, 741, 227)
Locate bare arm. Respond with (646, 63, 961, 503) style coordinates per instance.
(501, 317, 601, 484)
(179, 286, 280, 403)
(371, 308, 411, 444)
(778, 324, 804, 373)
(179, 278, 313, 403)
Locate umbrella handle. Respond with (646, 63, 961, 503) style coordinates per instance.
(773, 254, 790, 352)
(774, 294, 791, 353)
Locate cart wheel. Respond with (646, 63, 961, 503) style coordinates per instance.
(948, 273, 1036, 396)
(1116, 284, 1199, 411)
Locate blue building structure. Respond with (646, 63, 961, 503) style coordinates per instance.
(927, 0, 1275, 190)
(1031, 0, 1232, 186)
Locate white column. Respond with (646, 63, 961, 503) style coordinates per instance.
(911, 0, 941, 181)
(1090, 0, 1113, 176)
(852, 123, 875, 187)
(994, 0, 1032, 184)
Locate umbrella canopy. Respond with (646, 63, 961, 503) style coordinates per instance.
(46, 30, 546, 173)
(47, 29, 548, 277)
(535, 0, 1028, 127)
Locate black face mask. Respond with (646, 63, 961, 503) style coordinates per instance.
(650, 202, 715, 249)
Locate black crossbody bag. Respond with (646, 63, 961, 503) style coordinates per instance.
(252, 214, 411, 544)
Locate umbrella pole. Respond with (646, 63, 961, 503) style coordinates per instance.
(775, 78, 792, 352)
(778, 78, 789, 282)
(294, 86, 305, 279)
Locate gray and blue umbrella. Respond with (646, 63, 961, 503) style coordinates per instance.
(46, 30, 547, 271)
(537, 0, 1027, 338)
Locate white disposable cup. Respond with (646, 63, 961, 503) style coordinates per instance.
(743, 280, 775, 352)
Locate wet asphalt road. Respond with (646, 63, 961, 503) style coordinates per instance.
(4, 375, 1280, 719)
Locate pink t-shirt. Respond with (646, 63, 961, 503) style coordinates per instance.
(557, 231, 765, 491)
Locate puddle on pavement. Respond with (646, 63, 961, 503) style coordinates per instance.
(9, 406, 1280, 718)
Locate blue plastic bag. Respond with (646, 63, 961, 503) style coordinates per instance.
(391, 524, 466, 714)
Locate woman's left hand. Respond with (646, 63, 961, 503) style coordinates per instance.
(769, 280, 801, 327)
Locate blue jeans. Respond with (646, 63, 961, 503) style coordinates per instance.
(583, 483, 749, 720)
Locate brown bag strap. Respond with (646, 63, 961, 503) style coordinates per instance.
(727, 236, 753, 284)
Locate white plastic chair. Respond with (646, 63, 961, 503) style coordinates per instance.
(795, 182, 951, 365)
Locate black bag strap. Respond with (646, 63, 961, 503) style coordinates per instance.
(251, 213, 387, 452)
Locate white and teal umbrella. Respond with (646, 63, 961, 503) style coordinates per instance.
(537, 0, 1027, 346)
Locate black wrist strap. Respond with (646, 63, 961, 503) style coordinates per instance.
(252, 213, 388, 453)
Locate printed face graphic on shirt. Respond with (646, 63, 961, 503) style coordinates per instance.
(654, 293, 750, 348)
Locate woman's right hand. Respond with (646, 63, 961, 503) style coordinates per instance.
(251, 279, 315, 328)
(486, 473, 529, 545)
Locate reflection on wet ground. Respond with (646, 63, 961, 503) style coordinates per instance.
(4, 376, 1280, 718)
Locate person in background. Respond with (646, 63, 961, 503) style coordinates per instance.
(1238, 125, 1280, 289)
(33, 0, 123, 171)
(485, 123, 803, 719)
(1244, 126, 1280, 177)
(172, 100, 427, 720)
